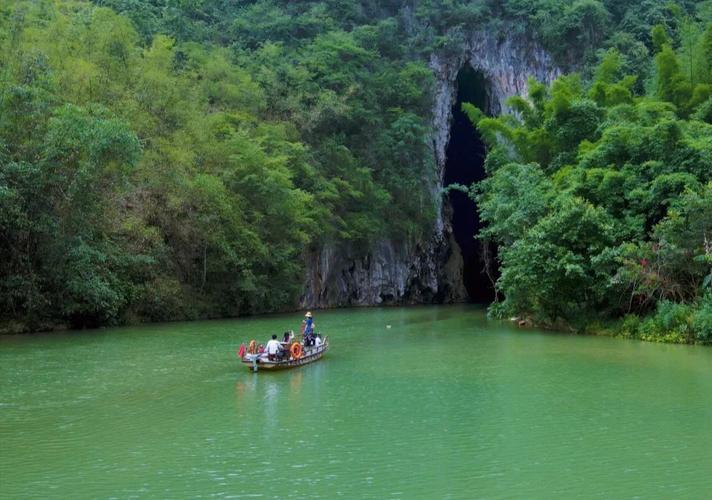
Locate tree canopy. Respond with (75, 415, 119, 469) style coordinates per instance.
(466, 22, 712, 342)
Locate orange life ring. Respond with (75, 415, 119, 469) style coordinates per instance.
(290, 342, 303, 359)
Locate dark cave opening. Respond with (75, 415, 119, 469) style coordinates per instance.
(443, 65, 498, 303)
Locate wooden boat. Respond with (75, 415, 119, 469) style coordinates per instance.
(240, 337, 329, 372)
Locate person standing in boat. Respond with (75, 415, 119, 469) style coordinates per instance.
(302, 312, 315, 346)
(265, 334, 283, 361)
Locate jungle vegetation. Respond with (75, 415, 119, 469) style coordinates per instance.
(465, 18, 712, 343)
(0, 0, 710, 342)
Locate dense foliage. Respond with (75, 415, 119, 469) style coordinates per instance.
(1, 0, 710, 339)
(0, 0, 436, 330)
(466, 19, 712, 343)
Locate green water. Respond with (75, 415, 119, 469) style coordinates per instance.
(1, 306, 711, 498)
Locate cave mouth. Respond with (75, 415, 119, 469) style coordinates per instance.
(444, 65, 498, 303)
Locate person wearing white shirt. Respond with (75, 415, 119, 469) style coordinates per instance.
(265, 335, 283, 360)
(314, 334, 322, 347)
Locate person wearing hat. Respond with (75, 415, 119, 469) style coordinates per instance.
(302, 312, 315, 346)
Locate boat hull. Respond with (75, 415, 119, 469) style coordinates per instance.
(241, 342, 328, 372)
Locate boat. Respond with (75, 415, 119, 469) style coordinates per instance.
(238, 337, 329, 372)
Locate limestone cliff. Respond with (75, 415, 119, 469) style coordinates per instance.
(301, 31, 559, 308)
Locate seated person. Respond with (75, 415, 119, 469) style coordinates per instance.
(314, 334, 322, 347)
(265, 334, 283, 361)
(282, 331, 291, 343)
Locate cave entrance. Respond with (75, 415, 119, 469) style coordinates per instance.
(444, 65, 497, 303)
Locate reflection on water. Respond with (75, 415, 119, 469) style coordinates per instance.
(1, 305, 711, 498)
(289, 370, 303, 393)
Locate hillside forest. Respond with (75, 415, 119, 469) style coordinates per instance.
(0, 0, 710, 342)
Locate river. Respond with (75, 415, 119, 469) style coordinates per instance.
(1, 305, 711, 498)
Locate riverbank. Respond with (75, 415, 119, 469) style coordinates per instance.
(0, 320, 63, 336)
(585, 312, 711, 345)
(513, 298, 711, 346)
(4, 298, 710, 346)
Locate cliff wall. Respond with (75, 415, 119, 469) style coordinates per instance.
(301, 31, 559, 308)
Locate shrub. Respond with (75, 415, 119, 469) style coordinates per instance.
(638, 301, 695, 343)
(619, 314, 642, 338)
(692, 292, 712, 344)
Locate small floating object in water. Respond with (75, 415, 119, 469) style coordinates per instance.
(386, 325, 392, 329)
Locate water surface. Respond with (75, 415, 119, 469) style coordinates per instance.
(1, 306, 711, 498)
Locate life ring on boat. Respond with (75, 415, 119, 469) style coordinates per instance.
(290, 342, 303, 359)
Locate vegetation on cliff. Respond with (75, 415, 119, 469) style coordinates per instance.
(1, 0, 436, 330)
(466, 19, 712, 343)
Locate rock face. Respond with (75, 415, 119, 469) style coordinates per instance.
(301, 31, 559, 309)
